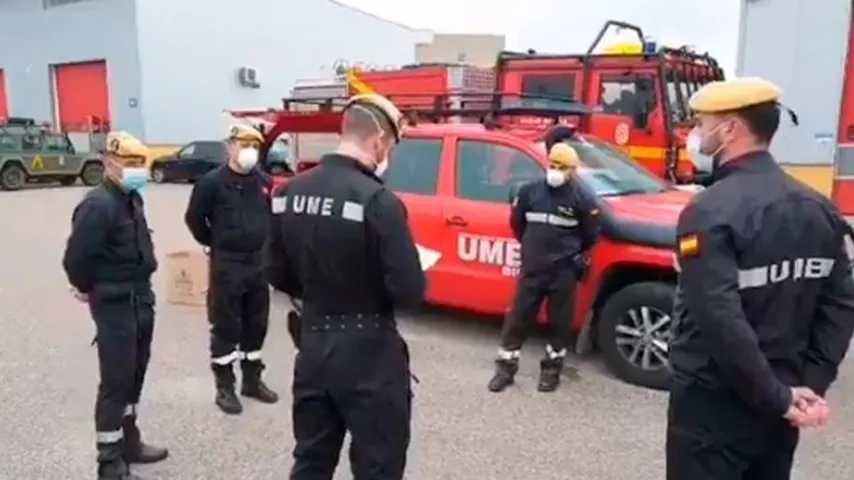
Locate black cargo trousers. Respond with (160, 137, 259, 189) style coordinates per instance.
(208, 251, 270, 385)
(667, 380, 800, 480)
(290, 314, 412, 480)
(500, 266, 577, 355)
(89, 282, 155, 463)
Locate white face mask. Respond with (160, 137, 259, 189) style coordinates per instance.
(236, 148, 259, 172)
(546, 168, 567, 188)
(686, 129, 714, 174)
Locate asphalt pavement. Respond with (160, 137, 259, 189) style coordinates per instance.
(0, 183, 852, 479)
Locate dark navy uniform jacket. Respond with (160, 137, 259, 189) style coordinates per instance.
(63, 181, 157, 293)
(185, 166, 272, 254)
(265, 154, 425, 317)
(671, 150, 854, 417)
(511, 178, 600, 275)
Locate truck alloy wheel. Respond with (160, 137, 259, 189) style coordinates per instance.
(1, 165, 27, 191)
(597, 282, 675, 390)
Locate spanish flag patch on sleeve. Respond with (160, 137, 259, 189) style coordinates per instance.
(678, 233, 701, 257)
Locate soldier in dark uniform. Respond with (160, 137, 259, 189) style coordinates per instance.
(668, 77, 854, 480)
(185, 125, 279, 414)
(266, 93, 425, 480)
(488, 142, 600, 393)
(63, 132, 168, 480)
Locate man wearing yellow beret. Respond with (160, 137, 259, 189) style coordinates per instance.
(185, 124, 279, 415)
(668, 78, 854, 479)
(63, 131, 169, 479)
(488, 128, 600, 394)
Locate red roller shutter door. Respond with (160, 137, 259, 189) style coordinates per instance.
(54, 61, 110, 132)
(0, 70, 8, 122)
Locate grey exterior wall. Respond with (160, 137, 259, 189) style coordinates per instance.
(737, 0, 851, 165)
(135, 0, 432, 144)
(0, 0, 146, 137)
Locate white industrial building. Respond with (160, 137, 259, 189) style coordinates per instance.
(0, 0, 432, 145)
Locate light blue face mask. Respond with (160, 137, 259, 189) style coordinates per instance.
(120, 167, 149, 192)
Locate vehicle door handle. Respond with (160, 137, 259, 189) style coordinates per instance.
(445, 216, 468, 227)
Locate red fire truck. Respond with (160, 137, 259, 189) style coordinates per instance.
(341, 20, 725, 183)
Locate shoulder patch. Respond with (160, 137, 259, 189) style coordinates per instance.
(678, 233, 701, 257)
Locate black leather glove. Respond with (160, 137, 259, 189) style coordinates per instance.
(287, 310, 301, 350)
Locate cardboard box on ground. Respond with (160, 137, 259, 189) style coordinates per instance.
(165, 250, 208, 306)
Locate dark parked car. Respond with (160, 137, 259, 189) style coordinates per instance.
(150, 140, 227, 183)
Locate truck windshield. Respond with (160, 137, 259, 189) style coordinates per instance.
(566, 137, 669, 197)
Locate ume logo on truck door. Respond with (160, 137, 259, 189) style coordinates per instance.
(457, 233, 521, 277)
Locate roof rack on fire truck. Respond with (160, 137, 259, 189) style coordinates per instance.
(278, 92, 591, 123)
(229, 92, 592, 155)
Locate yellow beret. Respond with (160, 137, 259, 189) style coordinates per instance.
(689, 77, 782, 114)
(346, 93, 404, 142)
(549, 143, 580, 168)
(105, 131, 148, 159)
(229, 124, 264, 143)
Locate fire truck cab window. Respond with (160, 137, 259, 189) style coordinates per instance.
(521, 74, 576, 101)
(385, 138, 442, 195)
(600, 77, 657, 128)
(457, 141, 543, 204)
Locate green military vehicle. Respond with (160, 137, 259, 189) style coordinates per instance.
(0, 118, 104, 191)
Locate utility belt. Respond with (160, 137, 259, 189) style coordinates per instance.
(302, 312, 397, 333)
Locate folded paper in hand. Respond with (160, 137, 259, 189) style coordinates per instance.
(416, 244, 441, 272)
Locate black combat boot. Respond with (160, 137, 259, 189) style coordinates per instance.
(213, 363, 243, 414)
(487, 358, 519, 393)
(98, 458, 144, 480)
(122, 414, 169, 464)
(241, 360, 279, 404)
(537, 358, 564, 393)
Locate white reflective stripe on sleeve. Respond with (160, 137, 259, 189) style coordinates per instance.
(342, 201, 364, 223)
(738, 266, 769, 290)
(97, 429, 124, 444)
(525, 212, 548, 223)
(497, 349, 521, 360)
(211, 351, 240, 365)
(244, 350, 262, 361)
(547, 215, 578, 227)
(124, 404, 137, 417)
(524, 212, 577, 227)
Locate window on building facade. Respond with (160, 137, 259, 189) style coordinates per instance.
(44, 0, 92, 9)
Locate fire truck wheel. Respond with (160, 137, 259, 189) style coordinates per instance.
(597, 281, 674, 390)
(1, 164, 27, 191)
(81, 162, 104, 186)
(151, 165, 166, 183)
